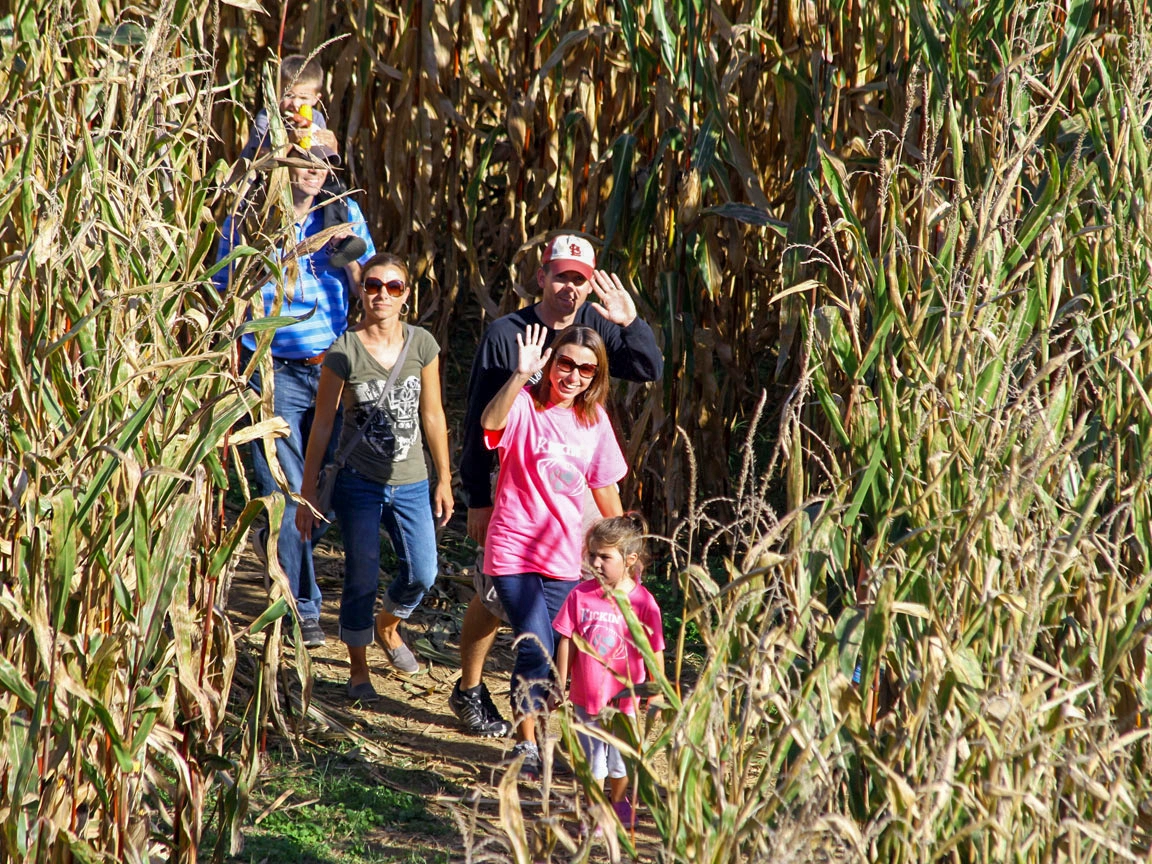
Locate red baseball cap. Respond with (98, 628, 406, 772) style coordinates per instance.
(541, 234, 595, 279)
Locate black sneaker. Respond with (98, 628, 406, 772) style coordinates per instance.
(508, 740, 541, 780)
(449, 679, 512, 738)
(298, 618, 326, 648)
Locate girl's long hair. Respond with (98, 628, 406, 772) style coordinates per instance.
(530, 324, 610, 426)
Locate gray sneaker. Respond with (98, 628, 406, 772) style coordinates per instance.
(509, 740, 541, 779)
(380, 640, 421, 675)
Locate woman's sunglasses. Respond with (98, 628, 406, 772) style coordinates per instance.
(362, 277, 406, 297)
(554, 355, 598, 380)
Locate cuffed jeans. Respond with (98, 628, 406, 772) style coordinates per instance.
(491, 572, 579, 719)
(245, 353, 339, 622)
(333, 468, 439, 647)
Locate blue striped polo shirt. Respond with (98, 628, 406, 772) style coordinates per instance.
(214, 199, 376, 359)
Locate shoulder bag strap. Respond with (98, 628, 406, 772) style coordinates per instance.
(329, 325, 413, 470)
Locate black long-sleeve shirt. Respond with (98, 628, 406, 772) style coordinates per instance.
(459, 303, 664, 509)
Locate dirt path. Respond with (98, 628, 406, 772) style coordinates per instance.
(226, 519, 659, 861)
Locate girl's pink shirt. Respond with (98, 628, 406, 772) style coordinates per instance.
(483, 388, 627, 580)
(553, 580, 665, 715)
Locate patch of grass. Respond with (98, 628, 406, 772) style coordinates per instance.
(216, 746, 451, 864)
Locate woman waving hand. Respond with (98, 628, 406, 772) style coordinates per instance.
(480, 323, 627, 777)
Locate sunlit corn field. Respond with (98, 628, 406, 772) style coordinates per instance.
(2, 0, 1152, 861)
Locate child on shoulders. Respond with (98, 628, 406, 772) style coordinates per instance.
(240, 53, 365, 269)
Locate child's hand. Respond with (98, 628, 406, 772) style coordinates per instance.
(282, 102, 314, 130)
(309, 128, 337, 150)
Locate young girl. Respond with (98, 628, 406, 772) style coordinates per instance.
(297, 253, 453, 701)
(553, 514, 665, 827)
(481, 323, 628, 777)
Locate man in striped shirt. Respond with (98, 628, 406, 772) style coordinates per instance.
(214, 142, 376, 647)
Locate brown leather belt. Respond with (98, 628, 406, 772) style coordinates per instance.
(274, 352, 326, 366)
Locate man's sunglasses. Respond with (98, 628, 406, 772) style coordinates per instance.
(554, 355, 598, 380)
(362, 278, 406, 297)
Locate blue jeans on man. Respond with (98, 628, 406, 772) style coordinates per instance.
(246, 354, 339, 623)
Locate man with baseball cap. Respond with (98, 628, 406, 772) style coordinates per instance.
(449, 233, 664, 739)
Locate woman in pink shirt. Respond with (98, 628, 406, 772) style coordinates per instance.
(481, 323, 628, 778)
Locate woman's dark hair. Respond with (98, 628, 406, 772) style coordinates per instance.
(530, 324, 610, 426)
(361, 252, 410, 284)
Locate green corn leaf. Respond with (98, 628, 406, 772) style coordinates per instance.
(844, 438, 883, 529)
(812, 362, 851, 447)
(235, 309, 315, 336)
(245, 598, 291, 637)
(603, 133, 636, 250)
(699, 202, 782, 231)
(835, 608, 866, 681)
(75, 389, 159, 522)
(50, 490, 76, 630)
(0, 655, 37, 707)
(1059, 0, 1094, 67)
(858, 570, 895, 702)
(650, 0, 680, 81)
(617, 0, 639, 60)
(950, 646, 985, 689)
(1002, 150, 1061, 275)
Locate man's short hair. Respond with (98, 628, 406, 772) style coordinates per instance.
(280, 54, 324, 92)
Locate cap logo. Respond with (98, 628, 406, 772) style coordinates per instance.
(570, 243, 582, 258)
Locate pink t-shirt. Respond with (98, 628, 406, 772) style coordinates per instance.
(553, 580, 665, 715)
(483, 388, 628, 581)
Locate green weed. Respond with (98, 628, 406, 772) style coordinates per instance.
(216, 748, 450, 864)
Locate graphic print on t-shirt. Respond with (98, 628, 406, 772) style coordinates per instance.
(580, 607, 628, 662)
(349, 375, 421, 462)
(538, 457, 584, 495)
(587, 623, 627, 661)
(535, 438, 592, 496)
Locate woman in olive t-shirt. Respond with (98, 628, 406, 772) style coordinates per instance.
(298, 253, 453, 700)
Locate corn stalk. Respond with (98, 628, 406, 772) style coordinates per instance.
(0, 1, 307, 860)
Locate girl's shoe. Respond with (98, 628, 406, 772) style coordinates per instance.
(507, 740, 541, 779)
(613, 798, 635, 827)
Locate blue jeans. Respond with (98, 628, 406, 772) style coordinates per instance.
(333, 468, 439, 647)
(245, 354, 340, 622)
(491, 573, 579, 720)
